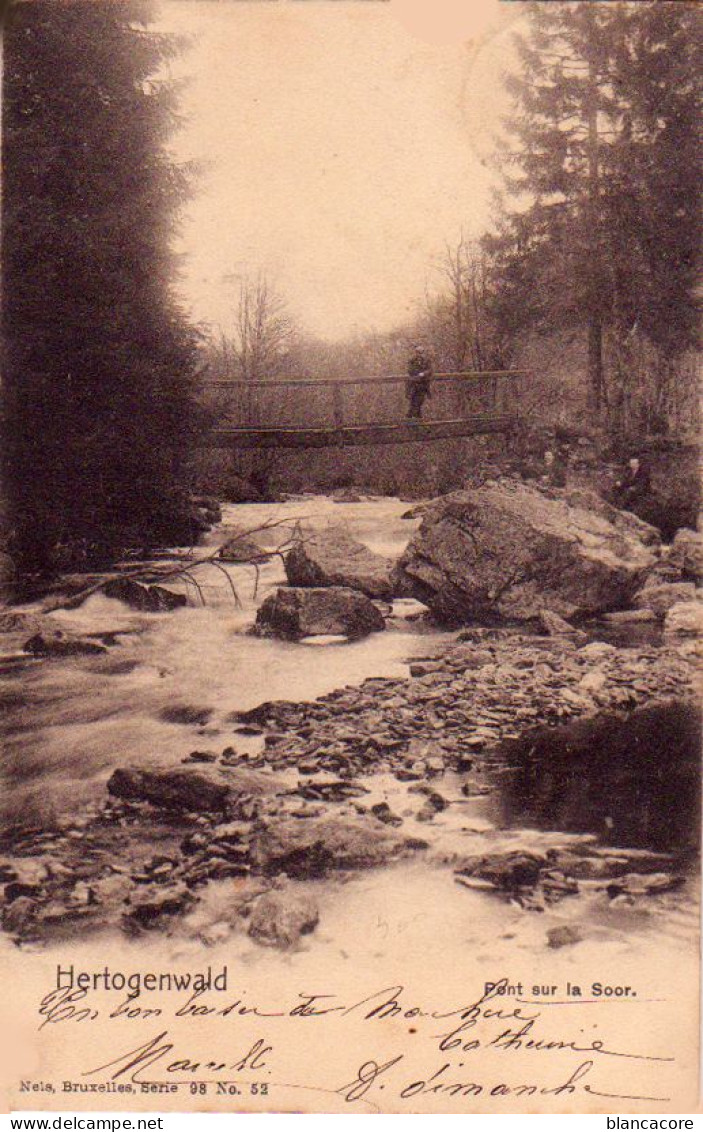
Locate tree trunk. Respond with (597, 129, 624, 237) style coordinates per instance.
(585, 59, 604, 414)
(588, 316, 604, 413)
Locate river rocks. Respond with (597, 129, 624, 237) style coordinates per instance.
(254, 586, 386, 641)
(547, 925, 582, 949)
(3, 594, 698, 945)
(538, 609, 588, 643)
(103, 578, 187, 612)
(23, 631, 107, 657)
(634, 581, 697, 617)
(0, 611, 44, 636)
(218, 527, 269, 563)
(416, 792, 449, 822)
(564, 488, 661, 548)
(230, 633, 696, 780)
(2, 896, 38, 936)
(604, 872, 683, 899)
(247, 886, 319, 948)
(457, 851, 546, 890)
(284, 528, 394, 599)
(295, 776, 368, 802)
(664, 601, 703, 637)
(250, 814, 403, 878)
(370, 802, 403, 827)
(125, 882, 195, 928)
(395, 481, 657, 624)
(108, 767, 233, 812)
(602, 609, 656, 624)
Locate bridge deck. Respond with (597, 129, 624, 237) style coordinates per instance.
(207, 414, 517, 450)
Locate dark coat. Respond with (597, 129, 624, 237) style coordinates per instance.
(407, 350, 432, 394)
(614, 463, 652, 509)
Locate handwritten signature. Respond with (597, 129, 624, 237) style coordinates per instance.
(65, 977, 674, 1107)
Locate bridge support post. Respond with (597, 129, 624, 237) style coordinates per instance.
(332, 383, 343, 428)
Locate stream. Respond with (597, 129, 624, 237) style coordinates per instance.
(0, 494, 699, 980)
(1, 495, 451, 825)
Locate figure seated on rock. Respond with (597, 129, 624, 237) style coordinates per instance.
(611, 455, 656, 523)
(541, 448, 567, 488)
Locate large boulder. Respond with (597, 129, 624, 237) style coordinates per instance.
(634, 581, 698, 617)
(285, 528, 393, 599)
(394, 481, 658, 625)
(663, 601, 703, 637)
(254, 586, 386, 640)
(107, 765, 273, 813)
(250, 814, 403, 878)
(108, 767, 232, 812)
(564, 488, 661, 548)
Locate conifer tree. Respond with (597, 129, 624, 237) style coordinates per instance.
(496, 1, 700, 419)
(2, 0, 201, 576)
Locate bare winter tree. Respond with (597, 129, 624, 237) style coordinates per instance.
(232, 272, 295, 384)
(215, 272, 297, 497)
(425, 234, 491, 372)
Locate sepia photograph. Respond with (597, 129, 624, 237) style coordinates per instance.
(0, 0, 700, 1116)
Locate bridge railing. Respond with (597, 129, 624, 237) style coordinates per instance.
(202, 370, 524, 432)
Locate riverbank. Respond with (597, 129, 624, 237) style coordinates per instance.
(0, 621, 698, 951)
(0, 494, 699, 960)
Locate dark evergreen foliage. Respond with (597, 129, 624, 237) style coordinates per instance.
(489, 1, 701, 414)
(2, 0, 202, 575)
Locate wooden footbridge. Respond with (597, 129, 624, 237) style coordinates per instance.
(203, 370, 524, 450)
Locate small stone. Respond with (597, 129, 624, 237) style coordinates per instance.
(634, 581, 697, 617)
(126, 883, 195, 927)
(578, 642, 617, 660)
(425, 757, 445, 777)
(395, 765, 424, 782)
(23, 632, 107, 657)
(605, 872, 683, 898)
(416, 792, 448, 822)
(370, 802, 403, 827)
(455, 875, 498, 893)
(602, 609, 657, 624)
(578, 669, 607, 694)
(248, 887, 319, 948)
(160, 705, 213, 726)
(460, 782, 494, 797)
(2, 896, 37, 934)
(538, 610, 587, 643)
(547, 925, 583, 949)
(183, 751, 218, 764)
(458, 851, 546, 890)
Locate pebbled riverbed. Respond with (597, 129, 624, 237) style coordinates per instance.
(0, 494, 699, 972)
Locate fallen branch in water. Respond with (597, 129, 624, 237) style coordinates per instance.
(42, 514, 309, 612)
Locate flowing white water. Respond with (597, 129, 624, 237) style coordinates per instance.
(0, 495, 697, 983)
(2, 496, 452, 823)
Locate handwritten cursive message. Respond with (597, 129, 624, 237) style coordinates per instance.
(17, 974, 681, 1113)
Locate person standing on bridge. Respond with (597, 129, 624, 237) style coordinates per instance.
(406, 344, 433, 420)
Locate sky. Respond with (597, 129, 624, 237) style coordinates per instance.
(161, 0, 523, 342)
